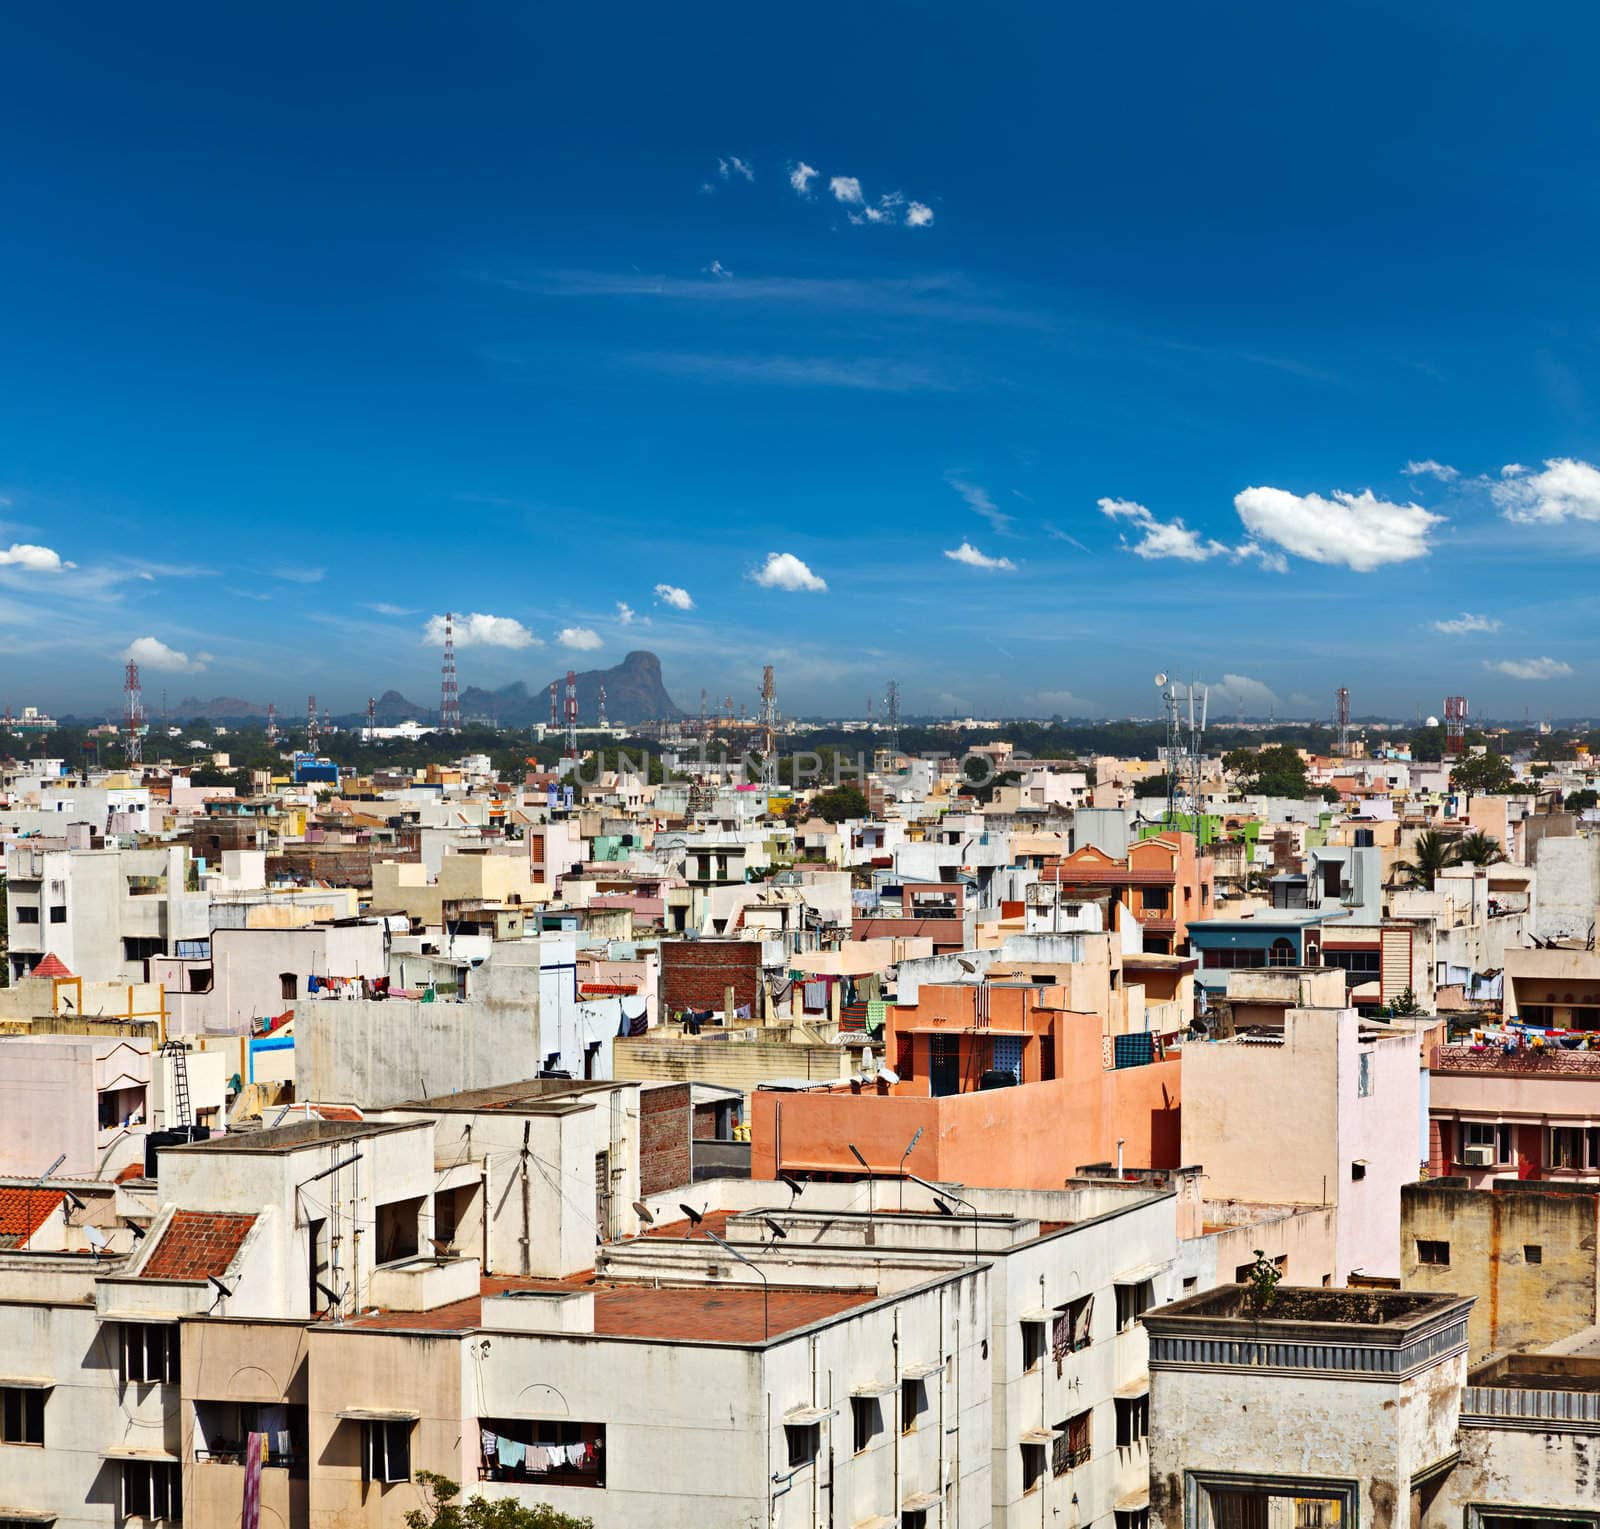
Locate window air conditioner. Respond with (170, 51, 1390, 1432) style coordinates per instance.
(1462, 1144, 1495, 1168)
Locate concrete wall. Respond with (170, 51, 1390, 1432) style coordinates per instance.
(1533, 833, 1600, 943)
(1402, 1181, 1600, 1361)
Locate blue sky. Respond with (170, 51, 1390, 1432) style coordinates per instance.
(6, 1, 1600, 720)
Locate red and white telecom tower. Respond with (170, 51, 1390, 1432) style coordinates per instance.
(439, 612, 461, 734)
(123, 660, 144, 766)
(564, 670, 578, 760)
(1444, 695, 1468, 754)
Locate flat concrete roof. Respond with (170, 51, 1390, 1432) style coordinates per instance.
(166, 1119, 420, 1154)
(388, 1079, 626, 1113)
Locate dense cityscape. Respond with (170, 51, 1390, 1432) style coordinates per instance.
(9, 3, 1600, 1527)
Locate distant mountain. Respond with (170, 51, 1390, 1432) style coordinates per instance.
(371, 690, 435, 725)
(461, 650, 682, 727)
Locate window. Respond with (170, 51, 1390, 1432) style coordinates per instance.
(1350, 1161, 1367, 1182)
(1357, 1051, 1373, 1098)
(1268, 938, 1297, 968)
(901, 1377, 925, 1433)
(280, 973, 298, 1001)
(1143, 887, 1170, 913)
(1205, 947, 1267, 971)
(477, 1417, 603, 1486)
(1117, 1512, 1151, 1529)
(1116, 1392, 1149, 1448)
(122, 1460, 181, 1521)
(362, 1420, 411, 1484)
(1022, 1441, 1047, 1493)
(1525, 1244, 1543, 1265)
(1324, 948, 1380, 977)
(1052, 1409, 1092, 1475)
(14, 906, 38, 924)
(785, 1422, 820, 1468)
(1201, 1483, 1348, 1529)
(121, 1323, 178, 1385)
(49, 905, 66, 923)
(1462, 1120, 1515, 1165)
(1416, 1239, 1450, 1266)
(902, 1513, 928, 1529)
(851, 1396, 881, 1454)
(895, 1037, 914, 1081)
(1549, 1126, 1593, 1170)
(1116, 1278, 1154, 1332)
(1021, 1319, 1046, 1371)
(0, 1386, 44, 1445)
(1054, 1295, 1094, 1359)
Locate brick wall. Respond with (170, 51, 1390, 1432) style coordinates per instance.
(639, 1082, 692, 1196)
(661, 939, 762, 1015)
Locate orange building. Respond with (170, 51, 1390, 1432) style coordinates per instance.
(751, 988, 1181, 1190)
(1043, 832, 1213, 955)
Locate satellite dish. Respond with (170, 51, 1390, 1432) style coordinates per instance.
(1154, 673, 1168, 687)
(84, 1225, 108, 1252)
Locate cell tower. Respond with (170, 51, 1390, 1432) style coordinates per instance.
(123, 660, 144, 766)
(564, 670, 577, 760)
(759, 665, 779, 787)
(597, 682, 608, 730)
(1445, 695, 1469, 754)
(699, 688, 708, 737)
(265, 703, 278, 746)
(306, 695, 319, 752)
(866, 695, 874, 729)
(366, 696, 377, 743)
(1159, 675, 1181, 828)
(439, 611, 461, 734)
(1336, 686, 1351, 754)
(549, 681, 559, 728)
(883, 680, 901, 751)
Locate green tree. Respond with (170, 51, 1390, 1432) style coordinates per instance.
(1133, 773, 1169, 799)
(1225, 744, 1311, 798)
(1449, 751, 1517, 794)
(1455, 831, 1506, 867)
(808, 784, 869, 823)
(405, 1473, 593, 1529)
(1383, 987, 1426, 1017)
(1566, 788, 1599, 813)
(1393, 830, 1461, 890)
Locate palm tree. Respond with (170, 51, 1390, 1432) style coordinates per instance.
(1394, 829, 1461, 890)
(1456, 831, 1506, 867)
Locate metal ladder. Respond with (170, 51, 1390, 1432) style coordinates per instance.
(160, 1039, 191, 1129)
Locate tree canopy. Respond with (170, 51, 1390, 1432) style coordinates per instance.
(1224, 744, 1312, 799)
(1449, 751, 1518, 794)
(404, 1473, 593, 1529)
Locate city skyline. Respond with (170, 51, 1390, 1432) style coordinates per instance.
(6, 4, 1600, 715)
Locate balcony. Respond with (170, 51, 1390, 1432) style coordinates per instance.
(191, 1458, 307, 1526)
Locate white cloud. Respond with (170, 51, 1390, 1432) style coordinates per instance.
(654, 583, 694, 611)
(1233, 485, 1442, 571)
(946, 473, 1015, 535)
(789, 161, 818, 195)
(1234, 540, 1290, 574)
(829, 175, 863, 204)
(365, 602, 416, 617)
(718, 156, 753, 182)
(0, 542, 74, 572)
(1491, 457, 1600, 524)
(616, 602, 635, 625)
(1212, 673, 1279, 711)
(1433, 612, 1501, 636)
(423, 612, 539, 649)
(1403, 459, 1458, 481)
(703, 259, 732, 280)
(1485, 656, 1573, 680)
(944, 540, 1016, 570)
(273, 565, 325, 584)
(906, 201, 934, 227)
(557, 626, 603, 651)
(753, 551, 827, 592)
(1098, 497, 1227, 563)
(123, 636, 206, 673)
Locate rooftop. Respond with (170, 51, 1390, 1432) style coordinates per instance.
(0, 1186, 61, 1248)
(344, 1272, 876, 1344)
(140, 1211, 257, 1280)
(389, 1079, 627, 1113)
(165, 1119, 417, 1154)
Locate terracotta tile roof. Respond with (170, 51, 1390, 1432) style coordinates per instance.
(140, 1211, 257, 1280)
(0, 1186, 60, 1247)
(32, 952, 72, 978)
(346, 1273, 875, 1344)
